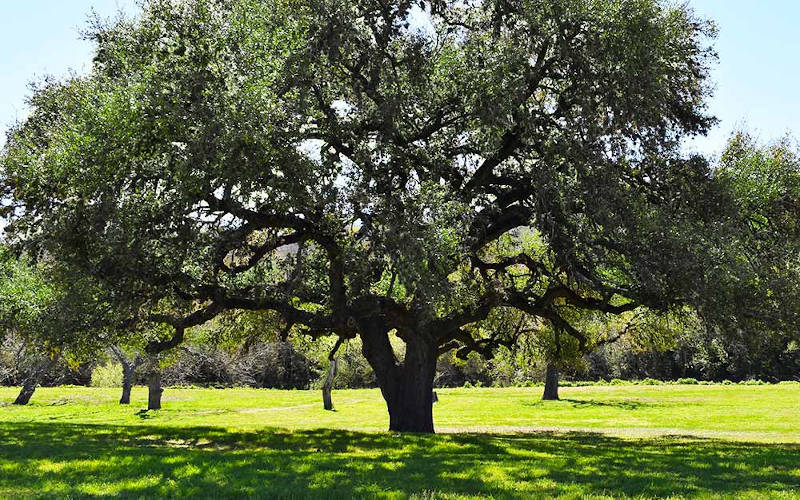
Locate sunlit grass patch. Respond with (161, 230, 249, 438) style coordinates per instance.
(1, 385, 799, 498)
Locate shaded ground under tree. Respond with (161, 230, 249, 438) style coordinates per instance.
(0, 422, 798, 499)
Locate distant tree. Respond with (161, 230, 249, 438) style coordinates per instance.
(538, 307, 691, 399)
(578, 133, 800, 384)
(0, 249, 111, 404)
(0, 249, 57, 404)
(108, 345, 144, 404)
(4, 0, 791, 431)
(712, 133, 800, 365)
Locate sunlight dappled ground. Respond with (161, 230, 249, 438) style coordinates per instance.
(1, 385, 799, 498)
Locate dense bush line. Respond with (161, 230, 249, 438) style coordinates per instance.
(4, 331, 799, 390)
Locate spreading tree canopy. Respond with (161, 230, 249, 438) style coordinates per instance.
(713, 133, 800, 345)
(4, 0, 782, 431)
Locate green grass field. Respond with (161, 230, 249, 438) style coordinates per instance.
(1, 385, 799, 499)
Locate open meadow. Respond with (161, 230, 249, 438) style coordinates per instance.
(1, 384, 799, 499)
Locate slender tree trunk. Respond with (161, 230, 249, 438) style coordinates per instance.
(542, 362, 560, 401)
(279, 341, 294, 389)
(322, 358, 338, 411)
(146, 355, 163, 410)
(147, 369, 162, 410)
(140, 324, 187, 410)
(109, 346, 141, 405)
(13, 379, 38, 405)
(120, 363, 135, 405)
(360, 324, 438, 433)
(13, 356, 53, 406)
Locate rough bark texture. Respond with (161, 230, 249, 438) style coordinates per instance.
(12, 357, 53, 406)
(360, 322, 437, 433)
(147, 370, 162, 410)
(146, 355, 163, 410)
(322, 358, 338, 411)
(386, 339, 437, 433)
(13, 380, 37, 405)
(110, 346, 142, 405)
(142, 324, 189, 410)
(120, 363, 136, 405)
(542, 362, 560, 401)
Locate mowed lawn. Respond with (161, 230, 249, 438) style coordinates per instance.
(1, 385, 799, 499)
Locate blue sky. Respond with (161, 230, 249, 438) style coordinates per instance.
(1, 0, 799, 155)
(0, 1, 135, 142)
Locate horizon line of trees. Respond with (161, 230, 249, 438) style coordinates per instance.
(3, 298, 799, 396)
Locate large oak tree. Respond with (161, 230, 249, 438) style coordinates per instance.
(3, 0, 773, 431)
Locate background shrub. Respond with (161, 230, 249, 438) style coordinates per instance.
(90, 362, 122, 388)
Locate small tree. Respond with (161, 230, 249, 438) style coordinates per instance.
(0, 249, 113, 404)
(0, 249, 57, 405)
(108, 345, 144, 404)
(537, 307, 690, 399)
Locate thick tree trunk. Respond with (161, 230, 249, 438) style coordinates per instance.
(13, 380, 38, 405)
(322, 358, 338, 411)
(120, 363, 135, 405)
(360, 323, 438, 433)
(384, 357, 436, 433)
(542, 362, 560, 401)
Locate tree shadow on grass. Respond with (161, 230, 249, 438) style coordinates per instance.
(522, 398, 663, 410)
(0, 422, 798, 499)
(560, 398, 657, 410)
